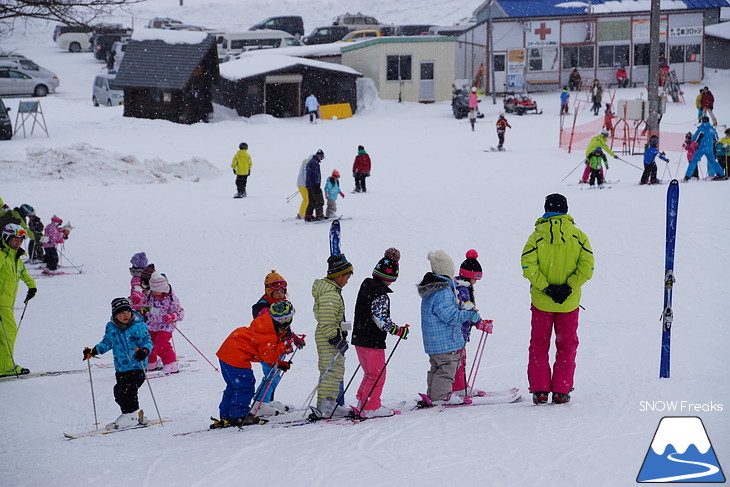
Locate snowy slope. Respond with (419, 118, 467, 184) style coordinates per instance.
(1, 2, 729, 486)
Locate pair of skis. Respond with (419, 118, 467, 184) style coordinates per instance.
(660, 180, 679, 378)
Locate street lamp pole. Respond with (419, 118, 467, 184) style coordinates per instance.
(488, 0, 496, 104)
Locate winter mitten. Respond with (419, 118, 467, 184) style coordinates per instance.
(83, 347, 98, 361)
(389, 324, 409, 340)
(277, 360, 292, 372)
(133, 348, 149, 361)
(161, 313, 177, 324)
(292, 333, 306, 349)
(328, 336, 349, 355)
(339, 192, 345, 198)
(475, 319, 494, 334)
(545, 284, 572, 304)
(232, 169, 236, 174)
(24, 288, 37, 303)
(469, 311, 482, 323)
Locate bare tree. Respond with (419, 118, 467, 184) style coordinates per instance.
(1, 0, 143, 32)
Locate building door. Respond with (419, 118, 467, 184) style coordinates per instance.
(419, 61, 435, 103)
(492, 53, 506, 94)
(264, 74, 302, 117)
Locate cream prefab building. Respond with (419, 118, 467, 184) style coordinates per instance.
(341, 37, 457, 103)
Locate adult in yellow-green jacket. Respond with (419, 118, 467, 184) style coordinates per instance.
(581, 130, 617, 183)
(1, 224, 37, 376)
(521, 194, 593, 405)
(231, 142, 253, 198)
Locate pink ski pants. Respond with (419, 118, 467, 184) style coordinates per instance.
(148, 330, 176, 366)
(355, 346, 386, 411)
(527, 305, 579, 394)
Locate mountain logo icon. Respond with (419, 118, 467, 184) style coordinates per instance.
(637, 416, 725, 483)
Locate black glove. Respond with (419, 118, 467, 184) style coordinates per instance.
(232, 169, 236, 174)
(544, 284, 573, 304)
(25, 288, 37, 304)
(83, 347, 98, 361)
(277, 360, 292, 372)
(133, 348, 149, 361)
(613, 155, 619, 159)
(328, 336, 348, 355)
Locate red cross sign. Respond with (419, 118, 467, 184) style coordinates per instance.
(534, 23, 552, 40)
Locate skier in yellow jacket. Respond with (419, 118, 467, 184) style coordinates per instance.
(231, 142, 253, 198)
(1, 224, 37, 376)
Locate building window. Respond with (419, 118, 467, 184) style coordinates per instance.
(685, 44, 701, 62)
(528, 47, 558, 71)
(493, 54, 505, 72)
(386, 55, 412, 81)
(669, 45, 684, 64)
(562, 45, 594, 69)
(420, 62, 434, 80)
(598, 45, 630, 67)
(633, 43, 666, 66)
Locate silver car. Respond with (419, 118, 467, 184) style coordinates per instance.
(0, 59, 60, 96)
(92, 73, 123, 106)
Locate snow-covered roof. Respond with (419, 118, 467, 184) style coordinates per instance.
(131, 28, 210, 45)
(245, 43, 345, 58)
(590, 0, 688, 13)
(476, 0, 728, 18)
(704, 20, 730, 38)
(219, 52, 361, 80)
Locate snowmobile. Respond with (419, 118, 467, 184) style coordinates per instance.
(452, 88, 485, 120)
(503, 93, 543, 115)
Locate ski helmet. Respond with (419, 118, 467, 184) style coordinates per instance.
(239, 142, 248, 150)
(601, 128, 609, 136)
(316, 149, 325, 158)
(649, 135, 659, 146)
(270, 300, 295, 328)
(685, 132, 692, 139)
(471, 87, 477, 93)
(19, 204, 35, 217)
(701, 116, 710, 123)
(2, 223, 27, 242)
(594, 147, 603, 154)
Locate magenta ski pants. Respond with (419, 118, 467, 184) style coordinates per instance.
(452, 348, 468, 394)
(355, 346, 385, 410)
(527, 305, 579, 394)
(582, 163, 604, 183)
(148, 330, 176, 366)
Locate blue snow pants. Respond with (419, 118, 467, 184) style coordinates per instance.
(686, 149, 725, 179)
(219, 360, 255, 420)
(254, 361, 282, 403)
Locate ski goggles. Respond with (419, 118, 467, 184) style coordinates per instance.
(266, 280, 287, 290)
(10, 228, 28, 239)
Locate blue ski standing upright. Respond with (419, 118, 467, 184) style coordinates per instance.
(660, 179, 679, 378)
(329, 219, 341, 256)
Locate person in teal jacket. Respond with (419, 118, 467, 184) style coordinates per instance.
(324, 170, 345, 218)
(521, 194, 594, 405)
(83, 298, 153, 429)
(684, 117, 725, 181)
(0, 224, 37, 376)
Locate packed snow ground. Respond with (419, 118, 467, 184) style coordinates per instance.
(1, 2, 729, 486)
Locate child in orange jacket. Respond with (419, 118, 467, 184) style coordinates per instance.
(213, 300, 295, 428)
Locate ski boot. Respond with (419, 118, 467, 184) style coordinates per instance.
(210, 417, 231, 429)
(552, 393, 571, 404)
(532, 391, 549, 405)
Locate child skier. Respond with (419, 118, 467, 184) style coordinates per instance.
(41, 215, 66, 271)
(324, 170, 345, 218)
(586, 147, 609, 188)
(603, 104, 615, 136)
(231, 142, 252, 198)
(351, 248, 409, 418)
(640, 135, 669, 185)
(468, 108, 477, 131)
(250, 270, 306, 416)
(683, 132, 699, 179)
(213, 300, 295, 428)
(83, 298, 153, 429)
(145, 272, 184, 373)
(352, 145, 371, 193)
(560, 87, 570, 115)
(416, 250, 481, 407)
(452, 250, 492, 398)
(129, 252, 151, 314)
(715, 128, 730, 175)
(495, 113, 511, 151)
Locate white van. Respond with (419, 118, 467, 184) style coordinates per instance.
(216, 30, 301, 60)
(56, 31, 92, 52)
(92, 74, 123, 106)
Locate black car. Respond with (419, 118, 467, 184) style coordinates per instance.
(250, 16, 304, 38)
(93, 32, 130, 61)
(395, 24, 434, 36)
(0, 97, 12, 140)
(301, 25, 352, 45)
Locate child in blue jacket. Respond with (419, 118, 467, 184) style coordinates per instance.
(640, 135, 669, 185)
(83, 297, 153, 430)
(324, 170, 345, 218)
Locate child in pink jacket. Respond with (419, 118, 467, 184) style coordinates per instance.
(683, 132, 699, 179)
(145, 271, 185, 373)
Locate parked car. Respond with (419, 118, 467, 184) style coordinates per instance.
(301, 25, 352, 45)
(428, 25, 470, 37)
(54, 25, 93, 52)
(336, 29, 381, 42)
(147, 17, 183, 29)
(395, 24, 434, 36)
(93, 32, 131, 61)
(0, 67, 59, 97)
(332, 12, 381, 31)
(0, 57, 57, 79)
(92, 74, 123, 106)
(0, 97, 12, 140)
(216, 30, 301, 60)
(249, 16, 304, 38)
(162, 24, 208, 31)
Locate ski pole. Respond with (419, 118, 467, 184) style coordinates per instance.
(172, 324, 218, 372)
(615, 156, 643, 170)
(86, 357, 99, 429)
(329, 363, 361, 419)
(16, 301, 29, 334)
(561, 159, 586, 182)
(354, 327, 408, 418)
(467, 327, 491, 398)
(251, 348, 299, 416)
(298, 350, 342, 418)
(285, 191, 299, 203)
(144, 370, 164, 426)
(60, 250, 83, 274)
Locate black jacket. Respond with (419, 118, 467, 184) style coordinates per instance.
(351, 277, 392, 349)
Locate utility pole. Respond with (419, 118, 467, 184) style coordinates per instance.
(488, 0, 496, 104)
(646, 0, 661, 138)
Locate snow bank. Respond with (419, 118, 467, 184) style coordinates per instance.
(0, 143, 220, 184)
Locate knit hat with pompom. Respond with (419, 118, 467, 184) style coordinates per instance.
(372, 247, 400, 282)
(459, 249, 483, 280)
(427, 250, 455, 278)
